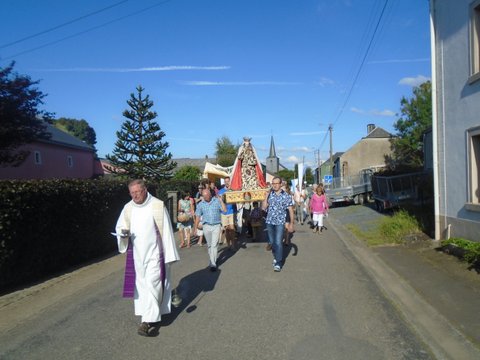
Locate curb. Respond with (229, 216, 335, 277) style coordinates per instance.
(328, 216, 480, 360)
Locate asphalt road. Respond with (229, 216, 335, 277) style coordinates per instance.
(0, 212, 433, 360)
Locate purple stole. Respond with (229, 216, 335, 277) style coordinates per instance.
(122, 241, 136, 297)
(122, 228, 166, 298)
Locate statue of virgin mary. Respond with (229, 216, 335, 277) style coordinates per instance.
(230, 137, 267, 191)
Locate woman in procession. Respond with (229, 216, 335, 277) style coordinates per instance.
(177, 191, 195, 248)
(309, 184, 329, 233)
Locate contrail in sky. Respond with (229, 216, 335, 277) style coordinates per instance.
(36, 66, 231, 72)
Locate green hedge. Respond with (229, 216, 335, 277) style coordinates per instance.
(0, 178, 198, 291)
(0, 179, 128, 291)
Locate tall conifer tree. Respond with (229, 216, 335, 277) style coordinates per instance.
(106, 86, 176, 180)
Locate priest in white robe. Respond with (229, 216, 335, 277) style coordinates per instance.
(115, 179, 180, 337)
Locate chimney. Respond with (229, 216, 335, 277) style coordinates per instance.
(367, 124, 376, 134)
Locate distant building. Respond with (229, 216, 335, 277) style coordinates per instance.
(430, 0, 480, 241)
(266, 136, 279, 175)
(0, 123, 96, 180)
(332, 124, 392, 180)
(172, 156, 217, 176)
(316, 152, 344, 183)
(94, 158, 122, 176)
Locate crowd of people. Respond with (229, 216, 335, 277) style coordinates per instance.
(176, 176, 330, 270)
(114, 177, 329, 336)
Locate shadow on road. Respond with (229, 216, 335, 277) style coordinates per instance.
(283, 232, 299, 268)
(161, 246, 238, 326)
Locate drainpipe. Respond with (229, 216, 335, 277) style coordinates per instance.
(430, 0, 441, 240)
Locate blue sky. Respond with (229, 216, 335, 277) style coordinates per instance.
(0, 0, 431, 170)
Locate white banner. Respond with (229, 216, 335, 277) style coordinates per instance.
(298, 162, 304, 189)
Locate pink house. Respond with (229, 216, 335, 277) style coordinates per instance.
(0, 123, 97, 180)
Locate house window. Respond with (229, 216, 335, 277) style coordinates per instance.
(468, 127, 480, 205)
(470, 0, 480, 82)
(67, 155, 73, 168)
(34, 151, 42, 165)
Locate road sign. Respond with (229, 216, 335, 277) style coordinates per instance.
(323, 175, 333, 184)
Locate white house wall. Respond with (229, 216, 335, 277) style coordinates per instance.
(432, 0, 480, 240)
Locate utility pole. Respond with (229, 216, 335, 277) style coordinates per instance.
(315, 149, 321, 183)
(329, 124, 333, 176)
(302, 155, 305, 186)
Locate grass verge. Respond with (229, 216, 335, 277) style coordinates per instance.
(346, 209, 421, 247)
(441, 238, 480, 264)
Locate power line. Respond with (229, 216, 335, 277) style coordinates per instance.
(1, 0, 174, 61)
(318, 129, 329, 151)
(332, 0, 390, 126)
(328, 0, 381, 123)
(0, 0, 129, 49)
(364, 0, 397, 63)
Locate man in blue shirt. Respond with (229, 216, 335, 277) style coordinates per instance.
(194, 189, 226, 271)
(262, 177, 295, 272)
(218, 176, 236, 250)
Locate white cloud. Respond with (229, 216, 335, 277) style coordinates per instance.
(398, 75, 430, 87)
(402, 19, 415, 28)
(370, 109, 395, 117)
(317, 77, 335, 87)
(351, 107, 395, 117)
(37, 66, 230, 72)
(284, 155, 300, 164)
(291, 146, 313, 152)
(180, 81, 300, 86)
(350, 107, 365, 114)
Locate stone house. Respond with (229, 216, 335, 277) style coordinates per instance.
(332, 124, 393, 181)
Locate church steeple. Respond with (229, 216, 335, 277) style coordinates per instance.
(266, 135, 279, 175)
(269, 136, 276, 157)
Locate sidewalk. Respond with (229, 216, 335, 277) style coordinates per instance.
(327, 205, 480, 359)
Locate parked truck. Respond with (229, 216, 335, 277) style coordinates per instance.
(325, 169, 373, 205)
(371, 172, 429, 212)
